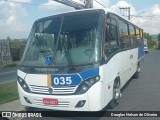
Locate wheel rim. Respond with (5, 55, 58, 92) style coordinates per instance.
(114, 89, 121, 100)
(138, 66, 140, 73)
(113, 82, 121, 100)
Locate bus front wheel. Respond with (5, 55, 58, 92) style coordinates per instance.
(109, 79, 121, 109)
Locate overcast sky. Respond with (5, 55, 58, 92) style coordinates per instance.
(0, 0, 160, 39)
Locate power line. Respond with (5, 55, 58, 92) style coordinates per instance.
(108, 0, 130, 18)
(95, 0, 107, 8)
(0, 0, 55, 6)
(130, 11, 145, 22)
(115, 0, 130, 13)
(2, 0, 107, 9)
(126, 0, 140, 12)
(114, 0, 126, 8)
(114, 0, 121, 7)
(131, 15, 160, 18)
(109, 0, 120, 9)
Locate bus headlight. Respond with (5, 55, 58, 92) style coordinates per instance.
(75, 75, 100, 95)
(18, 77, 30, 93)
(81, 84, 88, 92)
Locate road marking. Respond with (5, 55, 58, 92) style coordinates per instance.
(0, 70, 16, 75)
(0, 80, 17, 85)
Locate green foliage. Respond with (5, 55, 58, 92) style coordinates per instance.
(10, 39, 27, 61)
(148, 39, 157, 50)
(144, 32, 157, 50)
(0, 81, 19, 105)
(158, 33, 160, 49)
(143, 32, 152, 41)
(3, 61, 18, 68)
(158, 33, 160, 41)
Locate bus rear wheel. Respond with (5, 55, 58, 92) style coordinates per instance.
(109, 80, 121, 109)
(133, 64, 140, 79)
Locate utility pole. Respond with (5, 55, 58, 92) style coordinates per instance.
(119, 7, 130, 20)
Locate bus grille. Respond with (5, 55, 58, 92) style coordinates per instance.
(34, 99, 70, 107)
(29, 85, 77, 95)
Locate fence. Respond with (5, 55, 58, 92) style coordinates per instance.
(0, 40, 13, 65)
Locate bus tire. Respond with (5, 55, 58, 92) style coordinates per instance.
(133, 63, 140, 79)
(109, 79, 121, 109)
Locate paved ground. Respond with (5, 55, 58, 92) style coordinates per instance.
(1, 50, 160, 120)
(0, 67, 17, 84)
(0, 100, 24, 111)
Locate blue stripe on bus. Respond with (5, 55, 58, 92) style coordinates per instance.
(80, 67, 99, 80)
(138, 46, 145, 60)
(51, 67, 99, 87)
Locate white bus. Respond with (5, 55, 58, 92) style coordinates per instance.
(17, 9, 144, 111)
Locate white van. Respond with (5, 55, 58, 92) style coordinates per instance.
(144, 44, 148, 53)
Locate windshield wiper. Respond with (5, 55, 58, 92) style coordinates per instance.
(53, 17, 75, 70)
(63, 36, 75, 70)
(54, 17, 64, 57)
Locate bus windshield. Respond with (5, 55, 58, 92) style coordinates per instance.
(20, 11, 103, 67)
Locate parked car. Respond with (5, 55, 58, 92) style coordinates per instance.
(144, 45, 148, 54)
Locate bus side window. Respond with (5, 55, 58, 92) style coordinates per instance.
(119, 20, 130, 49)
(129, 25, 136, 47)
(136, 29, 143, 46)
(105, 18, 119, 57)
(139, 30, 143, 46)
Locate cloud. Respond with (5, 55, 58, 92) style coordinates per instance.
(0, 0, 31, 39)
(39, 0, 74, 14)
(132, 4, 160, 34)
(38, 0, 160, 34)
(109, 0, 160, 34)
(93, 0, 109, 9)
(151, 4, 160, 15)
(39, 0, 109, 14)
(13, 0, 32, 2)
(110, 0, 138, 18)
(1, 0, 160, 39)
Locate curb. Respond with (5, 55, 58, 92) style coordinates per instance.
(0, 100, 25, 120)
(0, 100, 24, 111)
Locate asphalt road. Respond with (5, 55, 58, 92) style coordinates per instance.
(15, 50, 160, 120)
(0, 67, 17, 84)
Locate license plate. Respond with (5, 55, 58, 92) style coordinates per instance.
(43, 98, 58, 105)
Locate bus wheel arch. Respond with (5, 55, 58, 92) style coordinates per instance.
(133, 62, 140, 79)
(109, 77, 122, 109)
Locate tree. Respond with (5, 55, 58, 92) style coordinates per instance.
(6, 36, 11, 41)
(144, 32, 157, 49)
(143, 32, 152, 41)
(158, 33, 160, 49)
(10, 39, 27, 61)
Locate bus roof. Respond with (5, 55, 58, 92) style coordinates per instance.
(35, 8, 143, 31)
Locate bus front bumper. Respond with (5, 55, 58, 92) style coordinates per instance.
(17, 81, 103, 111)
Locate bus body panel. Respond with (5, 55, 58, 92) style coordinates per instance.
(98, 48, 139, 107)
(118, 48, 139, 87)
(17, 70, 27, 80)
(25, 74, 48, 86)
(138, 46, 145, 60)
(103, 48, 138, 89)
(99, 64, 114, 107)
